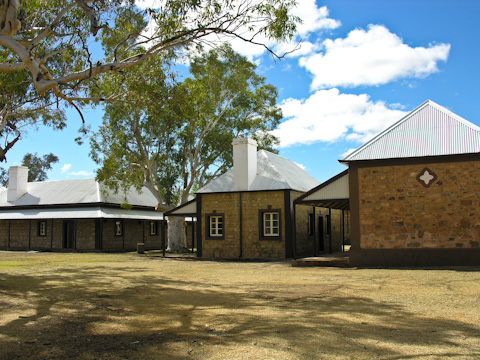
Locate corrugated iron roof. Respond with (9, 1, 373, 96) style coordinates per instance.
(0, 207, 164, 220)
(342, 100, 480, 162)
(197, 150, 320, 193)
(0, 178, 159, 208)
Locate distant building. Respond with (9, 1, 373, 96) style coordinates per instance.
(0, 167, 164, 252)
(167, 138, 345, 259)
(318, 100, 480, 266)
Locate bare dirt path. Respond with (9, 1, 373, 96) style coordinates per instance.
(0, 251, 479, 359)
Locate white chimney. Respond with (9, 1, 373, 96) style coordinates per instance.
(232, 138, 257, 191)
(7, 166, 28, 202)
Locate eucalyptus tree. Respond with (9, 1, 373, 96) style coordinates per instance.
(0, 151, 59, 185)
(91, 45, 281, 251)
(0, 0, 299, 158)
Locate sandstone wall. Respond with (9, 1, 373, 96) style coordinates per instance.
(200, 191, 288, 259)
(358, 160, 480, 249)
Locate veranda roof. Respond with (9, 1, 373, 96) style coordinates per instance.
(0, 207, 164, 220)
(294, 170, 349, 210)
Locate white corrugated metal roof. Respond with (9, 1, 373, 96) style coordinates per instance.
(0, 179, 159, 208)
(0, 207, 164, 220)
(197, 150, 320, 193)
(342, 100, 480, 162)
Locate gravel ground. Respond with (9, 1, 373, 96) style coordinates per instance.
(0, 251, 479, 360)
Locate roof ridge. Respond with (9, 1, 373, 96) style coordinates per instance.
(342, 100, 430, 161)
(342, 100, 479, 162)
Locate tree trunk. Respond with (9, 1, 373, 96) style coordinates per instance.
(167, 216, 187, 252)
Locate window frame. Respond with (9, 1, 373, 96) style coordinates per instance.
(38, 220, 47, 237)
(205, 212, 225, 240)
(259, 208, 282, 240)
(149, 221, 158, 236)
(115, 220, 123, 237)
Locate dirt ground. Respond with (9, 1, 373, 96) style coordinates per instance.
(0, 252, 479, 360)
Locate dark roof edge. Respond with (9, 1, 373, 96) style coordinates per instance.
(339, 152, 480, 165)
(0, 202, 156, 212)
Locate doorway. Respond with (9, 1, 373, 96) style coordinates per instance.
(63, 220, 75, 249)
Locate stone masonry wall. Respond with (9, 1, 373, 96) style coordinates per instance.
(30, 220, 53, 250)
(7, 220, 29, 250)
(295, 205, 345, 256)
(358, 160, 480, 249)
(75, 219, 96, 251)
(241, 191, 285, 259)
(0, 220, 9, 249)
(201, 191, 287, 259)
(143, 221, 163, 250)
(52, 220, 64, 250)
(201, 192, 241, 259)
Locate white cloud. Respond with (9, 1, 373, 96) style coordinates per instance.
(299, 24, 450, 89)
(273, 88, 407, 147)
(61, 164, 71, 174)
(294, 162, 306, 170)
(69, 171, 94, 177)
(140, 1, 340, 60)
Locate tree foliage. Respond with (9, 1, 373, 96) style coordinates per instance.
(92, 45, 280, 205)
(91, 46, 281, 250)
(22, 152, 59, 182)
(0, 0, 298, 105)
(0, 151, 59, 185)
(0, 0, 298, 161)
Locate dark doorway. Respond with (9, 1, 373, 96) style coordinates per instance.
(63, 220, 75, 249)
(317, 215, 324, 254)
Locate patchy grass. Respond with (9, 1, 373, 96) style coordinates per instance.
(0, 252, 479, 360)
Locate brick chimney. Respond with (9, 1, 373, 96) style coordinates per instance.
(232, 138, 257, 191)
(7, 166, 28, 202)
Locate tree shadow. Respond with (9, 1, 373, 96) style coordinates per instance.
(0, 263, 479, 359)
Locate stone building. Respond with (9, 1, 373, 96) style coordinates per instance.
(167, 138, 344, 259)
(294, 169, 350, 258)
(339, 100, 480, 266)
(0, 166, 164, 252)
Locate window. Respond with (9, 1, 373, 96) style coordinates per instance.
(259, 208, 281, 240)
(150, 221, 157, 236)
(308, 213, 314, 236)
(115, 220, 123, 236)
(209, 216, 223, 237)
(38, 221, 47, 237)
(206, 213, 225, 240)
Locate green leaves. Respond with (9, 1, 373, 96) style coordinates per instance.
(91, 43, 281, 209)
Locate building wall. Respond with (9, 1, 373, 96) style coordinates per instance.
(199, 190, 290, 259)
(350, 157, 480, 266)
(0, 218, 164, 252)
(295, 204, 346, 257)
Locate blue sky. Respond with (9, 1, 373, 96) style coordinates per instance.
(5, 0, 480, 184)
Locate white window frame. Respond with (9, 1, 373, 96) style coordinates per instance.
(115, 220, 123, 236)
(209, 215, 223, 237)
(150, 221, 157, 236)
(39, 221, 47, 236)
(263, 212, 279, 237)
